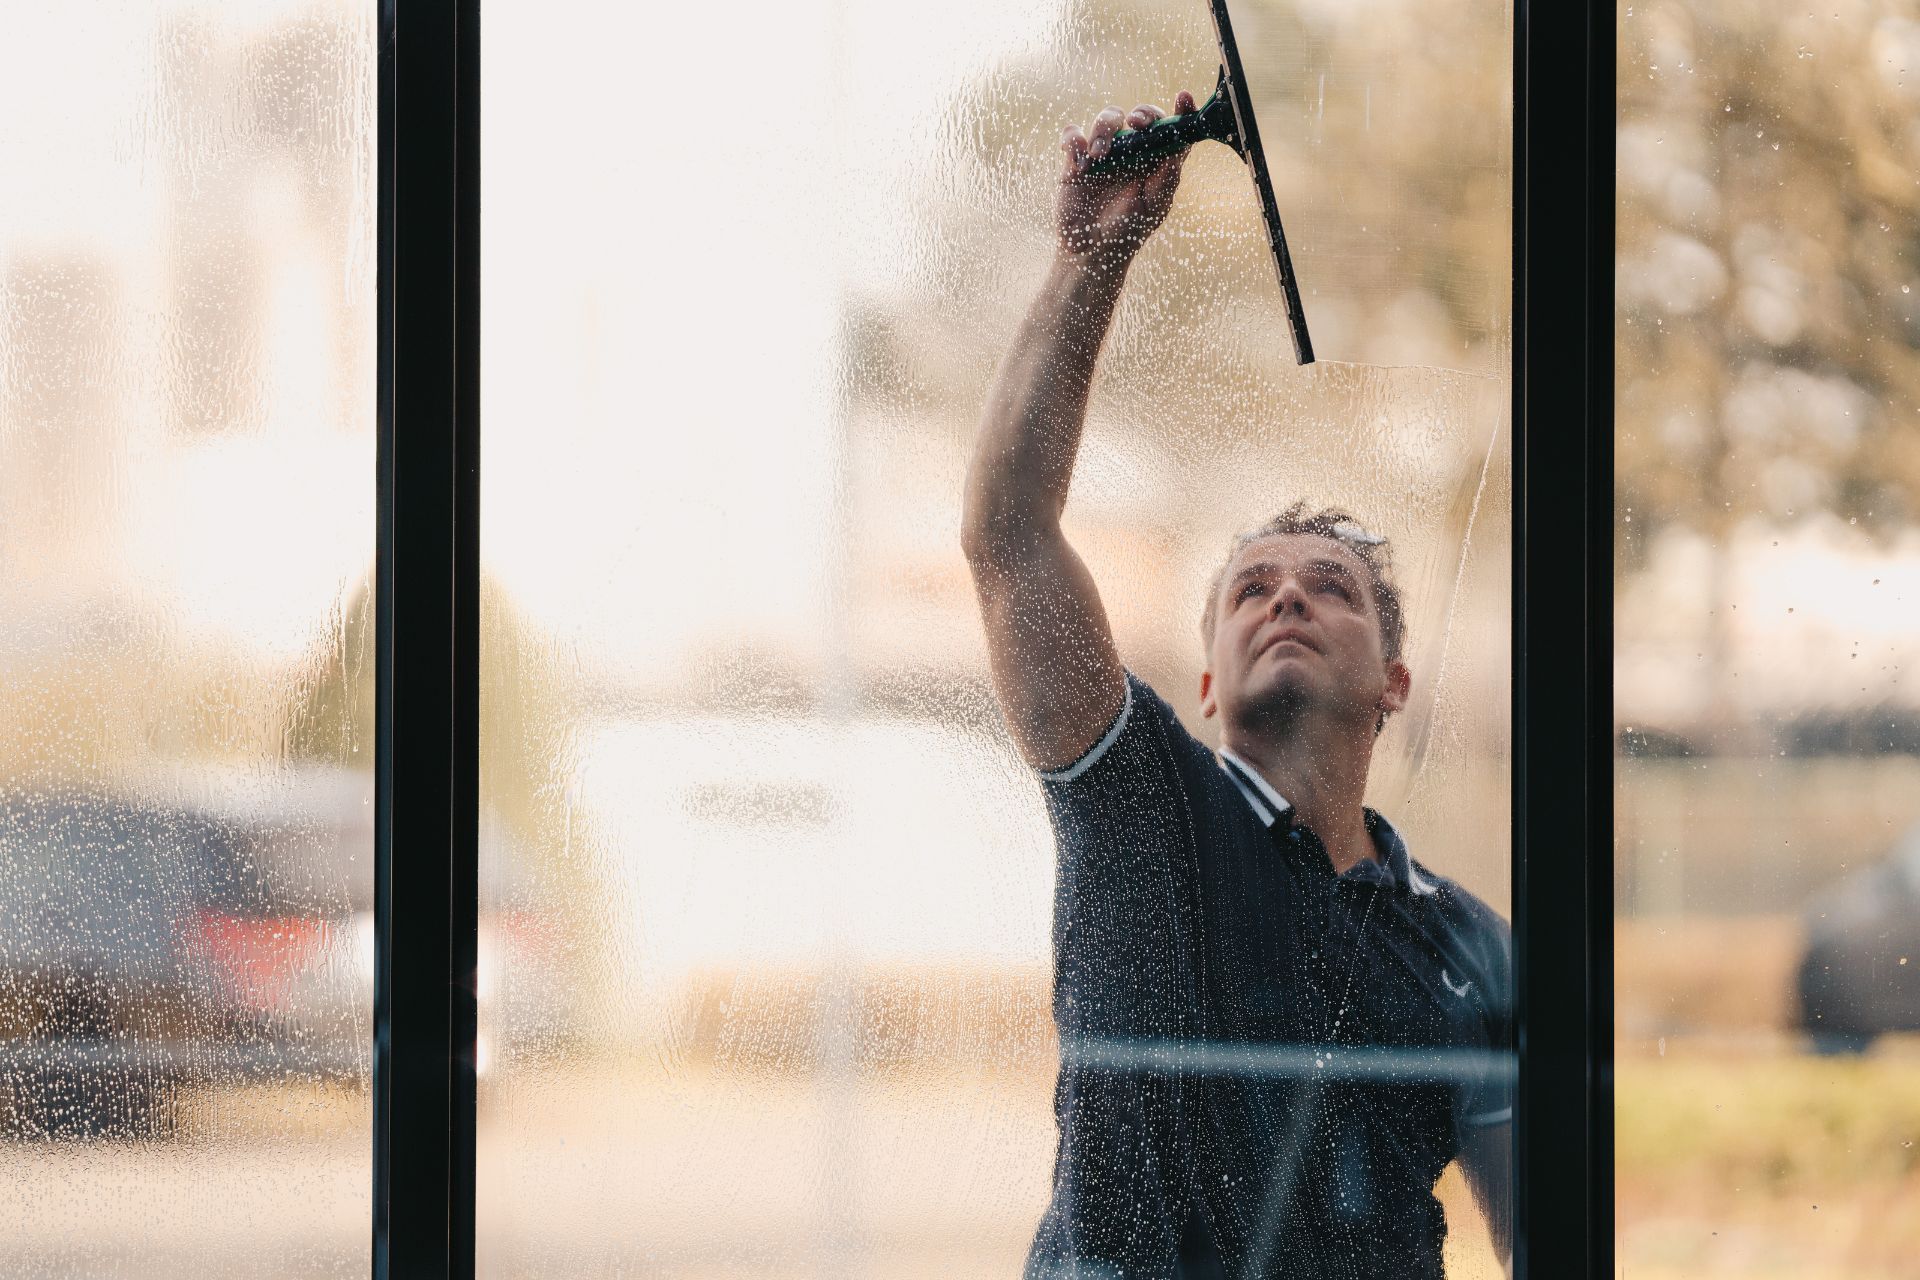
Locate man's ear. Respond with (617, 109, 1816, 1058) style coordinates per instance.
(1380, 659, 1411, 716)
(1198, 668, 1217, 720)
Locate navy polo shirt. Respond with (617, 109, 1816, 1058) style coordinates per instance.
(1025, 670, 1512, 1280)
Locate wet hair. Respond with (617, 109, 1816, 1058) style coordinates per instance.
(1199, 501, 1407, 665)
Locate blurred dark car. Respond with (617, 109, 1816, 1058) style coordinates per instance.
(1796, 822, 1920, 1054)
(0, 773, 371, 1138)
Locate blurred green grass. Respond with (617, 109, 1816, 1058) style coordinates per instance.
(1617, 913, 1920, 1279)
(1619, 1048, 1920, 1187)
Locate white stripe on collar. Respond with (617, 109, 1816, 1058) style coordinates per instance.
(1215, 748, 1438, 897)
(1404, 859, 1440, 897)
(1215, 746, 1292, 827)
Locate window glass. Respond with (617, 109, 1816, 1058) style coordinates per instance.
(1617, 1, 1920, 1274)
(479, 0, 1510, 1273)
(0, 2, 376, 1273)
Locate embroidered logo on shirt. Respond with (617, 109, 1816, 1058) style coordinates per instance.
(1441, 968, 1473, 999)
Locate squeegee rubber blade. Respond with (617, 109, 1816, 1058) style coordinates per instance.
(1208, 0, 1315, 365)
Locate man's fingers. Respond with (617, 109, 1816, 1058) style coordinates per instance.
(1088, 106, 1125, 158)
(1065, 91, 1195, 178)
(1125, 103, 1165, 130)
(1060, 125, 1090, 176)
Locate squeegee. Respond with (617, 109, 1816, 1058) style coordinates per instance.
(1085, 0, 1313, 365)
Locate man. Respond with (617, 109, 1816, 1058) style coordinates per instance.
(960, 94, 1513, 1278)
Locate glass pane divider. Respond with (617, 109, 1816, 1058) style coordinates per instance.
(1512, 0, 1616, 1274)
(373, 0, 481, 1276)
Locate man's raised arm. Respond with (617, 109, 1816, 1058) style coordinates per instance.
(961, 93, 1195, 773)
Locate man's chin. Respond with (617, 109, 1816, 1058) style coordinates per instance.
(1236, 673, 1313, 724)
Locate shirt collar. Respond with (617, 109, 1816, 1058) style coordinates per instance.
(1215, 745, 1291, 826)
(1361, 807, 1440, 895)
(1213, 748, 1438, 897)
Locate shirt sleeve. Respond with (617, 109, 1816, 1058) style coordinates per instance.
(1036, 671, 1136, 783)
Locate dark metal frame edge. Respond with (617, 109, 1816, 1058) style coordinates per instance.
(373, 0, 480, 1276)
(1512, 0, 1616, 1274)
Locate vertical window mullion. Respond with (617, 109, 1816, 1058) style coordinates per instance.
(374, 0, 480, 1276)
(1513, 0, 1616, 1275)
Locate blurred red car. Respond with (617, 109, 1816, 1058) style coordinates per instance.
(0, 771, 371, 1139)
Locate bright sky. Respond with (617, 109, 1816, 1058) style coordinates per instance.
(477, 0, 1074, 680)
(1617, 517, 1920, 725)
(0, 2, 376, 667)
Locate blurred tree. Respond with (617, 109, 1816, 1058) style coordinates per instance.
(282, 575, 605, 1052)
(283, 576, 582, 878)
(1618, 0, 1920, 735)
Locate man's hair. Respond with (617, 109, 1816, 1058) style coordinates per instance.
(1198, 501, 1407, 665)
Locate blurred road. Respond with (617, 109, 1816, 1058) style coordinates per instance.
(0, 1126, 367, 1278)
(0, 1066, 1504, 1278)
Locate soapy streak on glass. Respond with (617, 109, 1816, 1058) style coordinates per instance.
(1062, 1037, 1515, 1085)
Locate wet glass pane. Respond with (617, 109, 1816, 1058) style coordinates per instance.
(479, 0, 1511, 1274)
(0, 3, 375, 1273)
(1617, 1, 1920, 1275)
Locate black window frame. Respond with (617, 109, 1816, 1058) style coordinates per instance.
(372, 0, 478, 1274)
(370, 0, 1615, 1273)
(1512, 0, 1614, 1274)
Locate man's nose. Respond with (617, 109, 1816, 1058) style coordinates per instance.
(1271, 579, 1311, 617)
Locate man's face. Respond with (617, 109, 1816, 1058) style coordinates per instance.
(1200, 533, 1409, 734)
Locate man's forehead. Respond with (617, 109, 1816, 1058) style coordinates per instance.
(1226, 532, 1368, 580)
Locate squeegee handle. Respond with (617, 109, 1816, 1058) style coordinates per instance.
(1083, 83, 1239, 177)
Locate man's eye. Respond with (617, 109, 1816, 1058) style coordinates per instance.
(1238, 583, 1265, 601)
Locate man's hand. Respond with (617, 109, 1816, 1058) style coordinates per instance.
(1056, 91, 1197, 265)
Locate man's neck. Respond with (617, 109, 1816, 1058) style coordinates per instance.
(1224, 724, 1378, 875)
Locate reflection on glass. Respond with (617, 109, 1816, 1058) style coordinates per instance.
(1617, 2, 1920, 1276)
(479, 0, 1510, 1273)
(0, 1, 376, 1274)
